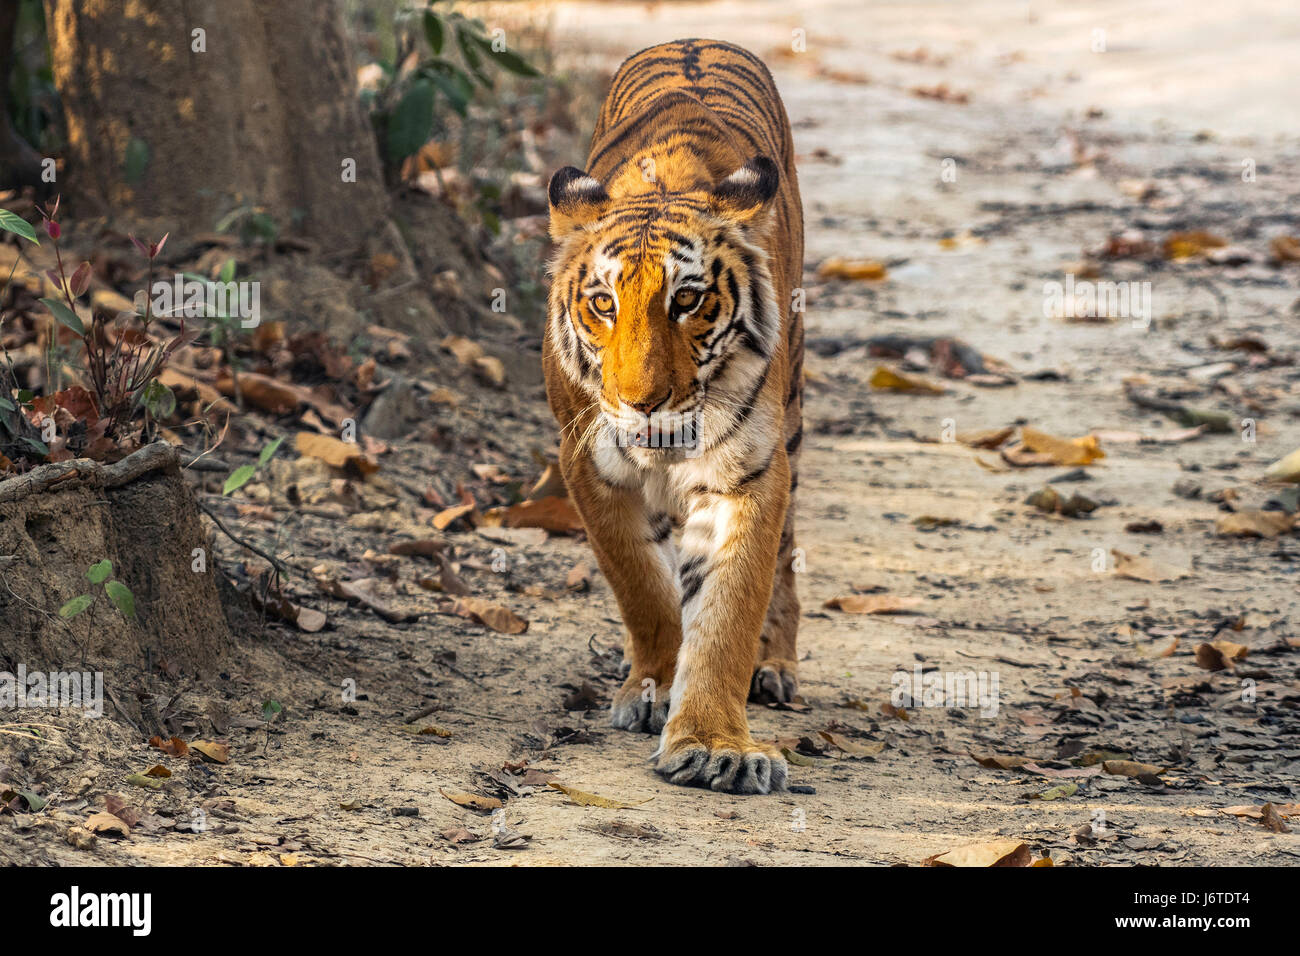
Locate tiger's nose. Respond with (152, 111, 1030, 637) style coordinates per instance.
(625, 389, 672, 416)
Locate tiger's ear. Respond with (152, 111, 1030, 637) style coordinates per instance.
(548, 166, 611, 237)
(709, 156, 780, 224)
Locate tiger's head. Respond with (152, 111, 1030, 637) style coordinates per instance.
(546, 156, 781, 458)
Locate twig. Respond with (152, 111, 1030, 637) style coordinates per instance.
(197, 499, 289, 578)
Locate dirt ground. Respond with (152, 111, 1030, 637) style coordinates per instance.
(4, 0, 1300, 866)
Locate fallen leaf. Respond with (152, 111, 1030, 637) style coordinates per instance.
(149, 735, 189, 757)
(190, 740, 230, 764)
(1261, 803, 1292, 833)
(1112, 549, 1189, 583)
(1265, 448, 1300, 483)
(1019, 426, 1105, 466)
(566, 562, 592, 592)
(439, 788, 502, 813)
(925, 840, 1030, 867)
(1102, 759, 1165, 777)
(818, 257, 887, 280)
(1194, 640, 1247, 671)
(824, 594, 922, 614)
(548, 782, 650, 809)
(482, 496, 584, 535)
(450, 596, 529, 634)
(818, 731, 885, 757)
(1215, 511, 1295, 538)
(1163, 230, 1226, 260)
(869, 365, 945, 394)
(956, 426, 1015, 449)
(85, 811, 130, 837)
(294, 431, 379, 476)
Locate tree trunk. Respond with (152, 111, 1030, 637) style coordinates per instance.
(42, 0, 390, 259)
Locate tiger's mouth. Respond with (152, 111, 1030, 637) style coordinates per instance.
(602, 406, 701, 452)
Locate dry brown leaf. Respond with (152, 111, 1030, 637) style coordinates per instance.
(528, 463, 567, 500)
(85, 811, 130, 837)
(1163, 230, 1227, 260)
(438, 788, 502, 813)
(1215, 511, 1295, 538)
(566, 562, 592, 592)
(1264, 448, 1300, 482)
(956, 426, 1015, 449)
(817, 257, 887, 280)
(1102, 759, 1165, 777)
(450, 596, 529, 634)
(1194, 640, 1248, 672)
(215, 371, 302, 414)
(818, 731, 885, 757)
(484, 496, 585, 536)
(294, 431, 379, 476)
(149, 735, 189, 757)
(190, 740, 230, 764)
(1261, 803, 1292, 833)
(1269, 236, 1300, 263)
(548, 782, 651, 809)
(1020, 426, 1105, 466)
(432, 502, 478, 531)
(868, 365, 945, 394)
(823, 594, 923, 614)
(1111, 549, 1189, 583)
(925, 840, 1030, 867)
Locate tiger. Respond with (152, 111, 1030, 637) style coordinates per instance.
(543, 39, 804, 794)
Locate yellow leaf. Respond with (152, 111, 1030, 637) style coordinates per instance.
(868, 365, 945, 394)
(547, 782, 651, 809)
(925, 840, 1031, 867)
(1020, 426, 1105, 466)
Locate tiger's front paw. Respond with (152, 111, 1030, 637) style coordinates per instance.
(750, 658, 798, 704)
(610, 674, 670, 734)
(655, 730, 788, 794)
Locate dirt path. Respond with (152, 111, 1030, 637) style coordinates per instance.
(6, 0, 1299, 866)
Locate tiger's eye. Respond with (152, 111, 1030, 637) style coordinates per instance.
(674, 289, 701, 311)
(591, 293, 615, 315)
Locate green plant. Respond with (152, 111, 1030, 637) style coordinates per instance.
(30, 200, 198, 455)
(366, 1, 541, 183)
(223, 435, 284, 496)
(0, 207, 51, 466)
(58, 559, 136, 621)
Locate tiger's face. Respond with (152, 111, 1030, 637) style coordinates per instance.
(547, 157, 781, 457)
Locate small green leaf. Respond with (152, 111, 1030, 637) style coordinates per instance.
(86, 559, 113, 584)
(40, 297, 85, 335)
(385, 77, 436, 163)
(257, 435, 284, 468)
(223, 463, 257, 495)
(0, 209, 38, 244)
(21, 436, 48, 456)
(423, 10, 445, 54)
(262, 700, 283, 721)
(58, 594, 94, 619)
(124, 137, 150, 185)
(0, 397, 14, 411)
(218, 258, 237, 283)
(105, 580, 135, 619)
(481, 42, 540, 78)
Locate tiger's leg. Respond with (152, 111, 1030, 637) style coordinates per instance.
(561, 440, 680, 734)
(656, 457, 790, 793)
(752, 322, 804, 703)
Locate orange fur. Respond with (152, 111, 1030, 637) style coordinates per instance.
(544, 40, 804, 793)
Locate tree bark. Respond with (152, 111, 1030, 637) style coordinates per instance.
(42, 0, 390, 258)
